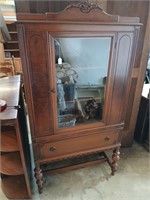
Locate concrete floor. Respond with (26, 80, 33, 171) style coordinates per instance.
(0, 142, 150, 200)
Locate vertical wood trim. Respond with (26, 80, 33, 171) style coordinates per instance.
(109, 32, 133, 124)
(15, 120, 32, 198)
(122, 10, 150, 146)
(17, 25, 36, 139)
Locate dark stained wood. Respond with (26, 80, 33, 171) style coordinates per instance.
(34, 164, 43, 193)
(17, 90, 33, 196)
(44, 158, 107, 174)
(16, 6, 140, 24)
(107, 0, 150, 146)
(107, 0, 149, 67)
(0, 129, 19, 152)
(1, 175, 29, 199)
(0, 152, 24, 175)
(111, 147, 120, 176)
(16, 1, 141, 192)
(38, 131, 118, 161)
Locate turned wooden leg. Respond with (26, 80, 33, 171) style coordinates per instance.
(34, 164, 43, 193)
(111, 147, 120, 176)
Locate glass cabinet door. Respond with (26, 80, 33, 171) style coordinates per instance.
(54, 37, 111, 128)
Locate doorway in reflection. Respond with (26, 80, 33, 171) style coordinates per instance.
(55, 37, 111, 128)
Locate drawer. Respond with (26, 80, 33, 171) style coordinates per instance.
(38, 131, 119, 160)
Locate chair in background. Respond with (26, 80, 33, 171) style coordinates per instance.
(0, 59, 15, 78)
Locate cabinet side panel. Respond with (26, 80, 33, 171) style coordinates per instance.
(26, 32, 52, 136)
(109, 32, 133, 124)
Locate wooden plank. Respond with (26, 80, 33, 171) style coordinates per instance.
(0, 129, 19, 152)
(1, 175, 29, 199)
(0, 152, 24, 175)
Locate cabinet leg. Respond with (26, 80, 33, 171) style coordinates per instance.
(111, 147, 120, 176)
(34, 164, 43, 193)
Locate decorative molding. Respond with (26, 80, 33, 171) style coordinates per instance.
(66, 0, 103, 13)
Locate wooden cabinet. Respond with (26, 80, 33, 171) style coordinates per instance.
(0, 76, 31, 199)
(16, 1, 141, 193)
(4, 57, 22, 73)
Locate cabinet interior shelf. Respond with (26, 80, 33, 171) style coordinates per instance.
(4, 49, 20, 52)
(1, 175, 29, 199)
(9, 31, 17, 34)
(7, 41, 18, 44)
(0, 130, 19, 152)
(0, 152, 24, 175)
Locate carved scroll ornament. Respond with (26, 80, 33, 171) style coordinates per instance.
(66, 0, 103, 13)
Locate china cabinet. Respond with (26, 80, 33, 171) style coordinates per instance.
(16, 1, 141, 192)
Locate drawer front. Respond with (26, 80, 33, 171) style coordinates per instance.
(38, 131, 119, 160)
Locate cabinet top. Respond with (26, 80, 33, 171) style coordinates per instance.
(0, 75, 20, 121)
(16, 1, 141, 26)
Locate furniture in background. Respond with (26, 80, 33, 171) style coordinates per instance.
(0, 59, 15, 78)
(4, 21, 20, 58)
(0, 75, 32, 199)
(134, 84, 150, 152)
(3, 20, 22, 73)
(16, 1, 141, 192)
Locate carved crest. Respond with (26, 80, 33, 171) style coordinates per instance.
(66, 0, 103, 13)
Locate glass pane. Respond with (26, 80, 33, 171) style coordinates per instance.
(55, 37, 111, 128)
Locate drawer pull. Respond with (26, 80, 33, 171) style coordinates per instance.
(49, 146, 56, 152)
(104, 136, 110, 142)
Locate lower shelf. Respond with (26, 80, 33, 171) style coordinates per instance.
(41, 152, 108, 174)
(0, 152, 24, 175)
(1, 175, 29, 199)
(0, 130, 19, 152)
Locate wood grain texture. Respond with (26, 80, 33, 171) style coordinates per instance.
(16, 1, 141, 191)
(38, 131, 118, 161)
(0, 152, 24, 175)
(0, 129, 19, 152)
(26, 32, 52, 136)
(1, 175, 29, 199)
(107, 0, 149, 146)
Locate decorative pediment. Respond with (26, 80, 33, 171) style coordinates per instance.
(66, 0, 103, 13)
(16, 1, 140, 24)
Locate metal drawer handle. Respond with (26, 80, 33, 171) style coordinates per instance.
(49, 146, 56, 152)
(104, 136, 110, 142)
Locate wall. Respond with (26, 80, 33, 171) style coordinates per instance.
(14, 0, 108, 13)
(58, 37, 110, 85)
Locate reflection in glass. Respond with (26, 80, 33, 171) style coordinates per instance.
(55, 37, 111, 128)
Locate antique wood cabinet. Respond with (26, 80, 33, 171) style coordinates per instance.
(16, 1, 141, 193)
(0, 76, 31, 199)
